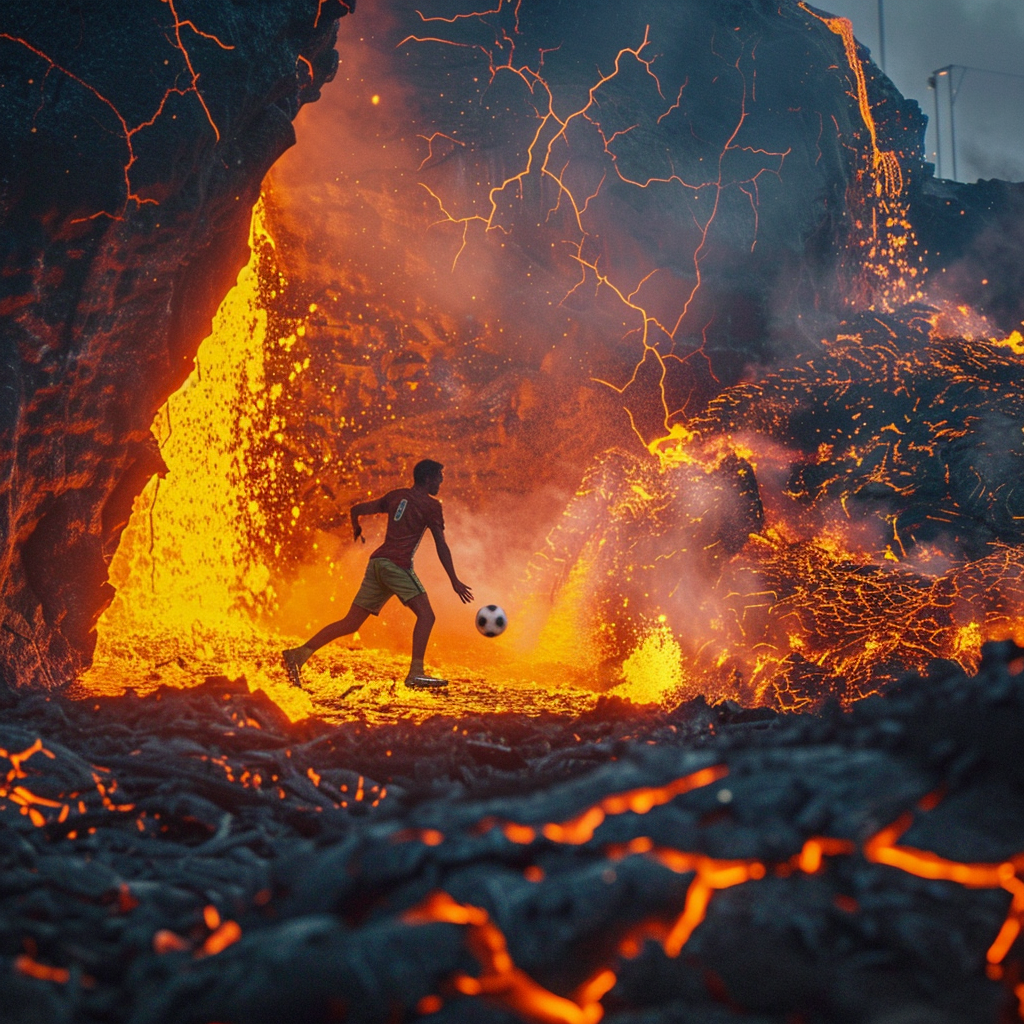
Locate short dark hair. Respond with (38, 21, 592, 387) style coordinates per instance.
(413, 459, 444, 486)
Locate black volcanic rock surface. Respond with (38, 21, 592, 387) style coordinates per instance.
(2, 647, 1024, 1022)
(911, 177, 1024, 334)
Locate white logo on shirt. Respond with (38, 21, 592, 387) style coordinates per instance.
(394, 499, 408, 522)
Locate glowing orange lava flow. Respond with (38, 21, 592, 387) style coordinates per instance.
(864, 813, 1024, 969)
(796, 2, 923, 311)
(399, 770, 1024, 1021)
(797, 4, 900, 198)
(84, 201, 323, 722)
(0, 739, 62, 827)
(1, 738, 133, 830)
(536, 765, 728, 845)
(403, 891, 611, 1024)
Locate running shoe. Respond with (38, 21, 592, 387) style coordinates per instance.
(282, 648, 305, 688)
(405, 675, 449, 689)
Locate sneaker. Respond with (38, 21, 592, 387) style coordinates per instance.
(405, 675, 449, 689)
(282, 648, 305, 688)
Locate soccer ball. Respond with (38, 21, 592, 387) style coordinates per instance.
(475, 604, 507, 637)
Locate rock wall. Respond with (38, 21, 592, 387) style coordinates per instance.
(910, 175, 1024, 332)
(0, 1, 351, 686)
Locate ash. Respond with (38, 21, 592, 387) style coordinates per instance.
(3, 646, 1024, 1023)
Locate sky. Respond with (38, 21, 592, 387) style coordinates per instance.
(819, 0, 1024, 181)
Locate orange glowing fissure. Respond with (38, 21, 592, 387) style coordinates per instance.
(0, 6, 230, 221)
(1, 738, 134, 829)
(797, 3, 901, 198)
(398, 768, 1024, 1022)
(0, 0, 336, 221)
(404, 10, 788, 453)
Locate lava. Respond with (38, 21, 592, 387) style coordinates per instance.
(400, 769, 1024, 1022)
(0, 736, 135, 831)
(404, 891, 611, 1024)
(797, 4, 901, 199)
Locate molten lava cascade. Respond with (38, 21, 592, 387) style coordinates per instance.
(796, 4, 925, 313)
(0, 0, 348, 687)
(85, 203, 342, 721)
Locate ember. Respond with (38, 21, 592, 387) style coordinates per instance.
(5, 644, 1024, 1020)
(4, 0, 1024, 1021)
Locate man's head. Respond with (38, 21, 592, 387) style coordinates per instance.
(413, 459, 444, 494)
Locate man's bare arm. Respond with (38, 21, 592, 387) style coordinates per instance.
(430, 525, 473, 603)
(350, 496, 386, 543)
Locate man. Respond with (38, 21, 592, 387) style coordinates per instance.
(282, 459, 473, 688)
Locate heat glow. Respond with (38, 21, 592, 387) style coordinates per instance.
(398, 768, 1024, 1021)
(80, 0, 1024, 719)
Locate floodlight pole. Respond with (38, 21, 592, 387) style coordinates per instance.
(927, 74, 942, 178)
(929, 63, 1024, 181)
(877, 0, 886, 74)
(949, 69, 958, 181)
(929, 66, 963, 181)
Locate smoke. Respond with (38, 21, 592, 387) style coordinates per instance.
(235, 0, 1024, 702)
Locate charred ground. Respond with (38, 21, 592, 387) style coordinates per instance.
(3, 645, 1024, 1022)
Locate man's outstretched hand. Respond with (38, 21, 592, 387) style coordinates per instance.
(453, 579, 473, 604)
(352, 523, 365, 543)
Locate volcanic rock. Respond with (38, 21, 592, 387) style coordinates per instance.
(1, 646, 1024, 1021)
(0, 0, 351, 686)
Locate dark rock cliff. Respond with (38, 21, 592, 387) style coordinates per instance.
(0, 0, 351, 686)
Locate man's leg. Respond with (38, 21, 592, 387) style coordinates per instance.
(404, 592, 436, 683)
(283, 603, 371, 687)
(304, 603, 372, 653)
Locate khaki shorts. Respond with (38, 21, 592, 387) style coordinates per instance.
(353, 557, 426, 615)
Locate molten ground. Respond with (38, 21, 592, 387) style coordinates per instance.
(80, 632, 600, 725)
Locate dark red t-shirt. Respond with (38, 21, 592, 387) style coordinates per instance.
(369, 488, 445, 569)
